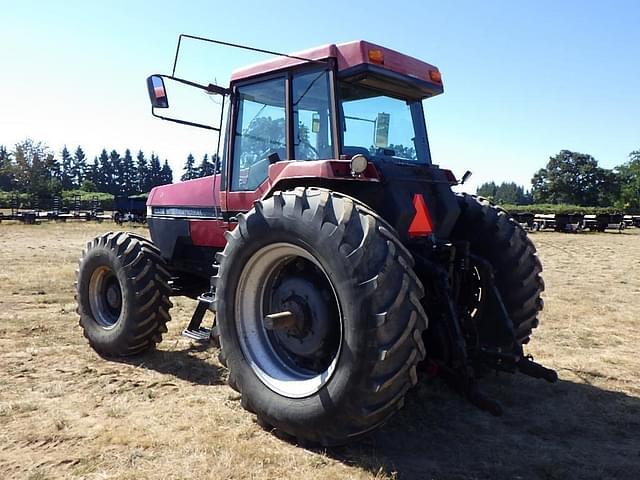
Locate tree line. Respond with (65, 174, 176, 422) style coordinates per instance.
(476, 182, 533, 205)
(0, 139, 174, 197)
(476, 149, 640, 210)
(4, 139, 637, 210)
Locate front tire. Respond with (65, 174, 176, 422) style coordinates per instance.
(215, 188, 427, 446)
(76, 232, 173, 356)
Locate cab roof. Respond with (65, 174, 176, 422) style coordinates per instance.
(230, 40, 443, 93)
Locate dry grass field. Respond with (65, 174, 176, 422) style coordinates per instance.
(1, 222, 639, 480)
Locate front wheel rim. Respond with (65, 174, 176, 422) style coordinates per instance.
(88, 266, 122, 329)
(235, 243, 343, 399)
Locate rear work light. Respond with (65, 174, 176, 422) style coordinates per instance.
(408, 194, 433, 238)
(350, 154, 368, 175)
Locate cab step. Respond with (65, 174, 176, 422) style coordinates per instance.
(181, 291, 218, 345)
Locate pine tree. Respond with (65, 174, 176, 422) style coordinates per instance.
(122, 149, 136, 195)
(197, 153, 216, 178)
(109, 150, 123, 194)
(181, 153, 197, 181)
(136, 150, 149, 193)
(476, 181, 497, 200)
(149, 153, 163, 188)
(212, 153, 221, 174)
(87, 156, 98, 183)
(72, 146, 87, 189)
(97, 149, 110, 192)
(45, 152, 62, 195)
(60, 146, 73, 190)
(83, 156, 100, 191)
(161, 159, 173, 185)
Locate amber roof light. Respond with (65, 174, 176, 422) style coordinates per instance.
(429, 69, 442, 83)
(368, 49, 384, 65)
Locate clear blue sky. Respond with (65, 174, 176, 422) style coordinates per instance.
(1, 0, 638, 193)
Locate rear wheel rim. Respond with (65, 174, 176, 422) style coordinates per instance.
(235, 243, 342, 398)
(88, 266, 122, 329)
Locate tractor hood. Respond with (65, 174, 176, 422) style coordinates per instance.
(147, 176, 218, 209)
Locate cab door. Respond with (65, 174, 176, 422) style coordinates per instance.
(224, 68, 336, 215)
(225, 76, 287, 215)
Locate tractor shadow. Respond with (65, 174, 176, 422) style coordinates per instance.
(112, 342, 225, 386)
(327, 372, 640, 480)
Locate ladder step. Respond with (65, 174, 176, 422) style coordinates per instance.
(182, 327, 211, 342)
(182, 291, 217, 344)
(197, 291, 216, 308)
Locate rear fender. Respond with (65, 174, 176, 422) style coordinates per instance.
(264, 162, 461, 242)
(252, 160, 459, 242)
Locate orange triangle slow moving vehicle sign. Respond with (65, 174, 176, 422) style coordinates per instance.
(408, 193, 433, 238)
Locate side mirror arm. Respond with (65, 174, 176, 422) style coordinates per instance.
(150, 113, 222, 132)
(157, 74, 231, 96)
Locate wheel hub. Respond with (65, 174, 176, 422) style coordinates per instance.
(270, 277, 332, 360)
(106, 281, 122, 310)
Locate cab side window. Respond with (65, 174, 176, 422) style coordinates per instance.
(231, 78, 286, 191)
(292, 70, 334, 160)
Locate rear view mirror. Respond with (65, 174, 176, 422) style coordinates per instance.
(145, 74, 231, 132)
(147, 75, 169, 108)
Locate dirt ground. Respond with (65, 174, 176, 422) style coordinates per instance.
(0, 222, 639, 480)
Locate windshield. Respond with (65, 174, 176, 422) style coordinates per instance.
(338, 82, 430, 164)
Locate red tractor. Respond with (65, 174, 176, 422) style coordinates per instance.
(76, 37, 556, 446)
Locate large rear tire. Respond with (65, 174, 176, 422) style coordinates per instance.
(215, 188, 427, 446)
(76, 232, 173, 356)
(451, 194, 544, 345)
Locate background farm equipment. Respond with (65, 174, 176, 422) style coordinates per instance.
(0, 193, 110, 223)
(583, 214, 625, 232)
(112, 195, 148, 224)
(534, 213, 584, 232)
(531, 213, 629, 233)
(5, 193, 38, 224)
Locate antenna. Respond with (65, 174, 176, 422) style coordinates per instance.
(172, 34, 328, 77)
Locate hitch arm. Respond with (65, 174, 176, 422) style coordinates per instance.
(518, 356, 558, 383)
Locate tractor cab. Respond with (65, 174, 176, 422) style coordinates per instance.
(147, 40, 458, 247)
(149, 41, 443, 172)
(225, 40, 444, 171)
